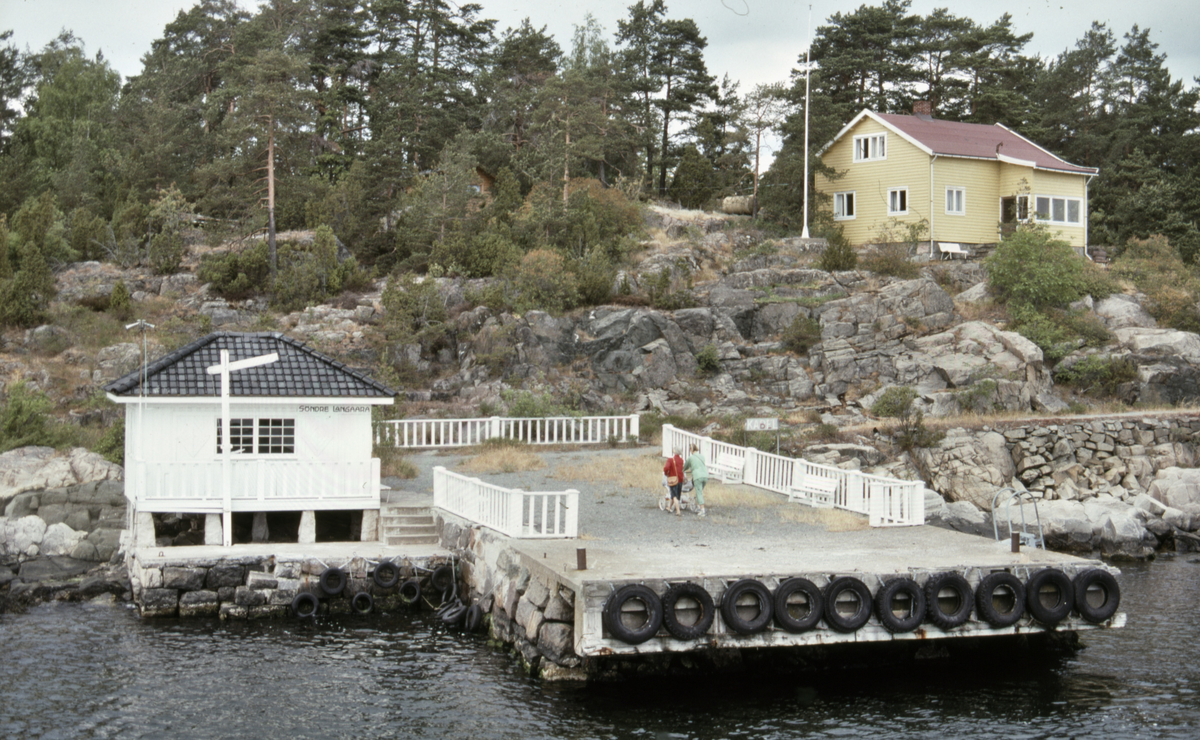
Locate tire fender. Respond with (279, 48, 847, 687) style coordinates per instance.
(1073, 569, 1121, 623)
(924, 572, 973, 630)
(603, 584, 664, 645)
(398, 578, 421, 607)
(720, 579, 773, 635)
(351, 591, 374, 615)
(773, 578, 824, 633)
(318, 568, 347, 596)
(975, 571, 1026, 628)
(874, 578, 925, 633)
(661, 582, 716, 640)
(1025, 568, 1074, 626)
(372, 562, 400, 590)
(824, 576, 873, 633)
(291, 592, 319, 618)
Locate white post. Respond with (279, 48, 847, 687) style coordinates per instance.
(206, 349, 278, 547)
(629, 414, 639, 442)
(800, 4, 816, 240)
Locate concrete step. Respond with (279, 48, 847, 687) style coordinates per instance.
(386, 534, 440, 546)
(381, 516, 434, 528)
(382, 505, 432, 517)
(383, 523, 438, 536)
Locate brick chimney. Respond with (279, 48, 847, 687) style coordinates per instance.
(913, 100, 933, 117)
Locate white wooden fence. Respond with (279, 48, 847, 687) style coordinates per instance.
(433, 466, 579, 538)
(377, 414, 639, 449)
(130, 458, 381, 513)
(661, 424, 925, 527)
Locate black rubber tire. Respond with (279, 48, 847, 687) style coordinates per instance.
(1025, 568, 1074, 626)
(464, 604, 484, 633)
(823, 576, 873, 633)
(291, 592, 319, 618)
(924, 572, 974, 630)
(431, 565, 454, 593)
(319, 568, 347, 596)
(773, 578, 825, 633)
(874, 578, 926, 633)
(398, 578, 421, 607)
(976, 572, 1026, 628)
(603, 584, 664, 645)
(720, 579, 773, 635)
(372, 562, 400, 589)
(351, 591, 374, 615)
(440, 603, 467, 626)
(661, 582, 716, 640)
(1073, 569, 1121, 623)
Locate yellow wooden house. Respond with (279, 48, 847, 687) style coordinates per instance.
(815, 103, 1098, 255)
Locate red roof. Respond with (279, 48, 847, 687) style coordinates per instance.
(875, 112, 1097, 175)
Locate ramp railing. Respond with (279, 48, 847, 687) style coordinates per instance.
(378, 414, 639, 448)
(433, 466, 578, 538)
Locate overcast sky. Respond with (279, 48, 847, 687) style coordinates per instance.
(2, 0, 1197, 162)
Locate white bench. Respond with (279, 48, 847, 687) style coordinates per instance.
(939, 242, 967, 260)
(708, 461, 743, 484)
(788, 476, 839, 508)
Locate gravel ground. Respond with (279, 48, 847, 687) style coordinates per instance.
(385, 446, 854, 548)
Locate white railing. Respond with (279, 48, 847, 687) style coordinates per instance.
(131, 458, 381, 513)
(661, 424, 925, 527)
(377, 414, 639, 448)
(433, 466, 578, 538)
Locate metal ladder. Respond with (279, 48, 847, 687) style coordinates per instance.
(991, 487, 1045, 550)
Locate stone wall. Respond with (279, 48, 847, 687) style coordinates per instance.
(127, 554, 446, 619)
(437, 512, 584, 681)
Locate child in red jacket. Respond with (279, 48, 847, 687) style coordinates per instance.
(663, 447, 685, 516)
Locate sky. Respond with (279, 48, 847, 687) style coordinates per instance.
(2, 0, 1197, 162)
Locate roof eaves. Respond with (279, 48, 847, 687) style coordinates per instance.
(993, 122, 1098, 176)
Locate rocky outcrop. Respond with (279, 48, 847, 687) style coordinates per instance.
(0, 447, 123, 508)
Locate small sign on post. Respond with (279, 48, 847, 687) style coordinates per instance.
(744, 417, 781, 454)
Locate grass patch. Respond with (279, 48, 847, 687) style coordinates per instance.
(779, 506, 870, 531)
(375, 445, 418, 478)
(459, 445, 547, 474)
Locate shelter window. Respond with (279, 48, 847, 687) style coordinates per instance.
(1034, 195, 1082, 225)
(216, 418, 254, 454)
(853, 133, 886, 162)
(834, 191, 856, 220)
(888, 188, 908, 215)
(946, 187, 966, 216)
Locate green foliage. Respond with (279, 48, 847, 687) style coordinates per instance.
(987, 226, 1097, 308)
(198, 243, 271, 300)
(108, 281, 132, 320)
(11, 191, 73, 266)
(0, 381, 71, 453)
(0, 241, 56, 327)
(668, 144, 714, 208)
(95, 418, 125, 465)
(1110, 235, 1200, 332)
(782, 316, 822, 354)
(515, 179, 641, 262)
(1009, 303, 1111, 365)
(1053, 355, 1138, 397)
(870, 385, 944, 451)
(510, 249, 579, 314)
(148, 231, 184, 275)
(501, 389, 577, 418)
(817, 226, 857, 272)
(695, 343, 721, 374)
(571, 248, 615, 307)
(860, 218, 926, 279)
(66, 206, 107, 261)
(381, 272, 450, 373)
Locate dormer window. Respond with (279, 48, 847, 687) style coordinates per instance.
(853, 133, 886, 162)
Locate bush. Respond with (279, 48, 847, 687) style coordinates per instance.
(1111, 235, 1200, 332)
(1009, 304, 1109, 365)
(510, 249, 578, 314)
(501, 389, 576, 417)
(782, 316, 822, 354)
(1054, 355, 1138, 397)
(148, 231, 185, 275)
(860, 218, 925, 279)
(695, 343, 721, 374)
(109, 281, 133, 320)
(572, 248, 615, 307)
(0, 381, 70, 453)
(817, 227, 857, 272)
(198, 242, 271, 300)
(987, 225, 1112, 309)
(870, 386, 944, 451)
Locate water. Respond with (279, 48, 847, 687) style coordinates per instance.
(3, 559, 1198, 739)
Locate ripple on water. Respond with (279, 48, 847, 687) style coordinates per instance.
(1, 560, 1198, 739)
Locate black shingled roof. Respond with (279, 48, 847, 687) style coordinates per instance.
(104, 332, 395, 399)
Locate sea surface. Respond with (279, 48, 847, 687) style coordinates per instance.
(2, 558, 1197, 739)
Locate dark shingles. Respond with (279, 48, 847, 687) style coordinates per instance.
(103, 331, 395, 399)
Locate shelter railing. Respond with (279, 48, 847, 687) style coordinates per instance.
(377, 415, 639, 449)
(433, 466, 578, 538)
(661, 424, 925, 527)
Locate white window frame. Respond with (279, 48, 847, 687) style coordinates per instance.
(852, 133, 887, 162)
(1016, 194, 1030, 221)
(1034, 195, 1083, 225)
(834, 191, 856, 220)
(946, 187, 966, 216)
(888, 187, 909, 216)
(216, 417, 296, 456)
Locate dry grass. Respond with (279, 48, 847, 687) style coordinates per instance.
(459, 446, 547, 474)
(702, 484, 780, 508)
(779, 506, 870, 531)
(375, 446, 418, 478)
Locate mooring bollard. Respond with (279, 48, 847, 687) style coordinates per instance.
(1011, 532, 1020, 553)
(577, 548, 587, 570)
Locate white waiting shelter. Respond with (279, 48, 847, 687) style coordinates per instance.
(105, 331, 395, 547)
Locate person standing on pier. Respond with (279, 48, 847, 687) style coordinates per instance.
(663, 447, 685, 516)
(685, 443, 708, 518)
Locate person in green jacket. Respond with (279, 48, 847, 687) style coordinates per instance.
(684, 443, 709, 517)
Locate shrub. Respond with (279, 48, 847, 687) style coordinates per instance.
(0, 381, 70, 453)
(817, 227, 857, 272)
(1054, 355, 1138, 397)
(986, 225, 1113, 309)
(109, 281, 133, 320)
(860, 218, 926, 279)
(870, 386, 944, 451)
(695, 343, 721, 374)
(198, 242, 271, 300)
(572, 248, 615, 307)
(148, 231, 185, 275)
(782, 316, 822, 354)
(501, 389, 576, 418)
(1111, 235, 1200, 332)
(510, 249, 578, 314)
